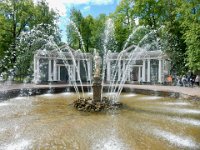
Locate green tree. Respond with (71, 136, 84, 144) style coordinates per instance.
(33, 0, 58, 29)
(132, 0, 190, 74)
(161, 0, 188, 74)
(115, 0, 134, 29)
(0, 0, 35, 71)
(0, 0, 59, 77)
(111, 0, 136, 51)
(90, 14, 107, 51)
(185, 24, 200, 73)
(14, 24, 60, 81)
(133, 0, 165, 29)
(177, 0, 200, 73)
(81, 15, 94, 52)
(66, 7, 84, 50)
(113, 16, 128, 51)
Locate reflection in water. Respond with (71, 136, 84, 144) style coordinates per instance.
(138, 96, 162, 100)
(162, 102, 191, 106)
(164, 108, 200, 114)
(121, 94, 137, 97)
(5, 139, 31, 150)
(169, 117, 200, 126)
(13, 97, 27, 100)
(43, 93, 54, 97)
(0, 93, 200, 150)
(92, 126, 130, 150)
(0, 103, 9, 107)
(60, 92, 75, 95)
(152, 128, 199, 149)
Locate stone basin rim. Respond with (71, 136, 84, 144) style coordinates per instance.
(0, 84, 199, 101)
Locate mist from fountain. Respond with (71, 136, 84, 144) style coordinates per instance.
(1, 17, 200, 150)
(101, 18, 115, 99)
(14, 22, 87, 98)
(67, 19, 92, 94)
(13, 21, 91, 98)
(113, 30, 160, 101)
(104, 26, 160, 102)
(1, 18, 161, 104)
(50, 42, 84, 98)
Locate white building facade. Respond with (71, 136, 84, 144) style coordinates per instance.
(33, 47, 170, 84)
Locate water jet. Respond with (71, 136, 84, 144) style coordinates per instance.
(73, 50, 123, 112)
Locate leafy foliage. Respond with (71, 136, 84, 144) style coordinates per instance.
(0, 0, 59, 79)
(13, 24, 60, 80)
(0, 0, 199, 81)
(66, 0, 200, 73)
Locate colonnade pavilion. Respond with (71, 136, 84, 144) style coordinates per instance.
(33, 45, 170, 84)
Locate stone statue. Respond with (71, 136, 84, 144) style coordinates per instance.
(94, 49, 101, 77)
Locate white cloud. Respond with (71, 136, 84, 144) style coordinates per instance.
(83, 5, 91, 11)
(91, 0, 114, 5)
(34, 0, 115, 16)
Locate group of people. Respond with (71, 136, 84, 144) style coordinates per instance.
(166, 74, 200, 87)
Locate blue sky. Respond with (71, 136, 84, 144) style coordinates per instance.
(34, 0, 120, 42)
(68, 2, 119, 17)
(62, 1, 119, 41)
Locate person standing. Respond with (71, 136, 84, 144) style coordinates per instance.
(182, 75, 187, 87)
(195, 75, 199, 86)
(167, 75, 172, 85)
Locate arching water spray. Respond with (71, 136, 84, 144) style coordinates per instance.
(101, 18, 116, 99)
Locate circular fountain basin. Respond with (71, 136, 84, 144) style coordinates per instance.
(0, 93, 200, 149)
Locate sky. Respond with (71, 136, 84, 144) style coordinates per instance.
(34, 0, 121, 42)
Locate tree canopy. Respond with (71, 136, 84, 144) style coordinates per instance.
(66, 0, 199, 74)
(0, 0, 199, 81)
(0, 0, 59, 79)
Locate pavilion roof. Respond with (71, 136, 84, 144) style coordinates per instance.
(34, 44, 168, 60)
(107, 50, 168, 60)
(34, 45, 93, 60)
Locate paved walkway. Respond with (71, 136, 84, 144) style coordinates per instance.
(0, 83, 199, 98)
(123, 84, 200, 97)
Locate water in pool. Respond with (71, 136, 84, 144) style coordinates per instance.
(0, 93, 200, 150)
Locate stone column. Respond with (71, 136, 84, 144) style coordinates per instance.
(35, 57, 40, 83)
(68, 66, 71, 84)
(53, 59, 57, 81)
(127, 67, 131, 81)
(123, 60, 126, 70)
(123, 60, 126, 81)
(138, 66, 141, 82)
(77, 60, 80, 81)
(33, 55, 37, 83)
(72, 65, 76, 82)
(93, 77, 102, 102)
(158, 59, 162, 83)
(142, 60, 146, 82)
(118, 61, 121, 81)
(48, 59, 52, 81)
(87, 60, 91, 81)
(58, 66, 60, 81)
(107, 60, 111, 82)
(147, 59, 151, 82)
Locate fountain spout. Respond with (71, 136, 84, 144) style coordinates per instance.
(73, 49, 122, 112)
(93, 49, 101, 78)
(93, 49, 102, 102)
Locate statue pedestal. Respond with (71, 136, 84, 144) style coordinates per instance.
(92, 76, 102, 102)
(73, 76, 123, 112)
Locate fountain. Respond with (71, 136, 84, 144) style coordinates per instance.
(0, 20, 200, 150)
(73, 49, 122, 112)
(92, 49, 102, 102)
(9, 22, 169, 111)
